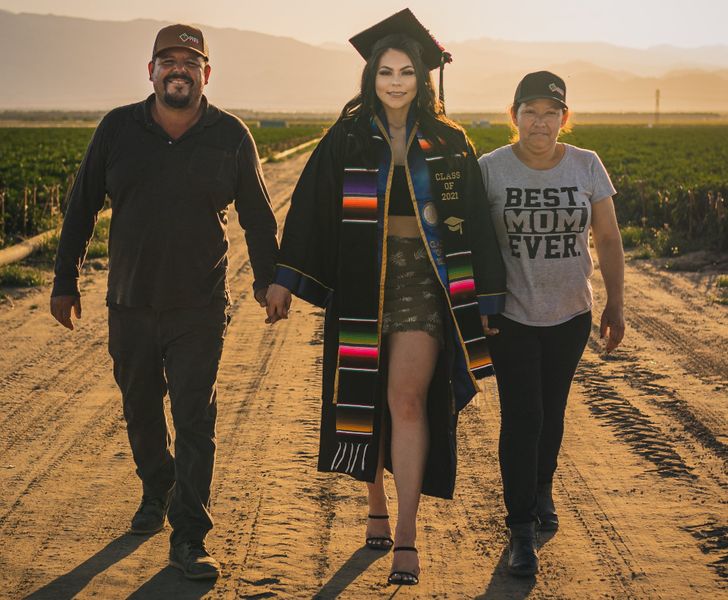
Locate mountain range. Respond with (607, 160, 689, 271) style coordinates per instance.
(2, 10, 727, 113)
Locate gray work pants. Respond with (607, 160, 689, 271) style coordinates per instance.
(108, 298, 229, 544)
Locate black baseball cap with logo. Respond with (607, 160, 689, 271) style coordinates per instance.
(514, 71, 567, 109)
(152, 24, 209, 61)
(349, 8, 451, 71)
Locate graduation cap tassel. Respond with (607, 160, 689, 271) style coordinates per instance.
(439, 51, 452, 114)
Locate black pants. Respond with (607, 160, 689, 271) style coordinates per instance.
(487, 311, 591, 526)
(108, 299, 229, 544)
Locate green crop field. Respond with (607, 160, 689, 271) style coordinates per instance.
(467, 124, 728, 255)
(1, 123, 726, 257)
(0, 124, 325, 247)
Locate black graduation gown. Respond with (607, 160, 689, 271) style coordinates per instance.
(274, 116, 505, 499)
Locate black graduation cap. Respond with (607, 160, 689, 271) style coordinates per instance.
(349, 8, 452, 71)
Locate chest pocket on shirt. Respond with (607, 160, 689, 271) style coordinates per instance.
(187, 145, 236, 211)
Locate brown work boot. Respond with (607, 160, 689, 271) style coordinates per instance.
(169, 539, 221, 580)
(129, 488, 173, 535)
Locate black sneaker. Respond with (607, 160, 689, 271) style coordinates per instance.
(169, 540, 221, 580)
(129, 490, 172, 535)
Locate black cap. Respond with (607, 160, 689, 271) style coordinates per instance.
(514, 71, 567, 109)
(349, 8, 451, 71)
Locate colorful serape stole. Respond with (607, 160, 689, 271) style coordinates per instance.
(415, 133, 495, 378)
(332, 155, 381, 475)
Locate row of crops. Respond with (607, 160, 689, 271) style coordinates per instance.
(467, 124, 728, 255)
(0, 124, 325, 247)
(1, 123, 726, 255)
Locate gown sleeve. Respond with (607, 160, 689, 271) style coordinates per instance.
(272, 121, 347, 308)
(462, 135, 507, 315)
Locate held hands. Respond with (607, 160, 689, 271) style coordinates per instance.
(254, 287, 268, 307)
(50, 295, 82, 330)
(481, 315, 499, 336)
(264, 283, 292, 325)
(600, 302, 625, 353)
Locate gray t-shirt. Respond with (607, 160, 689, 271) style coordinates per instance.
(478, 143, 616, 326)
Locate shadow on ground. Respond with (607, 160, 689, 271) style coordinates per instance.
(313, 545, 388, 599)
(127, 565, 215, 599)
(24, 534, 149, 600)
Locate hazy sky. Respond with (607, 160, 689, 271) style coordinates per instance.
(0, 0, 722, 49)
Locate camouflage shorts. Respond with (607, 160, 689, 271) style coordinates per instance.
(382, 236, 444, 346)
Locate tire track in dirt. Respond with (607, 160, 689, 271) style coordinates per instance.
(684, 521, 728, 580)
(599, 261, 728, 437)
(0, 341, 110, 456)
(553, 467, 647, 599)
(576, 356, 696, 481)
(0, 273, 111, 446)
(565, 363, 726, 595)
(212, 318, 289, 580)
(0, 326, 104, 411)
(0, 337, 117, 523)
(587, 260, 728, 584)
(553, 457, 654, 598)
(627, 311, 728, 384)
(0, 378, 120, 529)
(611, 359, 728, 477)
(575, 328, 728, 584)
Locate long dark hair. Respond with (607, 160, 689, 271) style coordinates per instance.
(339, 34, 468, 159)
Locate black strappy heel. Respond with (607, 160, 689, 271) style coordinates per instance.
(365, 514, 394, 551)
(387, 546, 419, 586)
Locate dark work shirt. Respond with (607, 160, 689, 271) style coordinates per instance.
(388, 165, 415, 216)
(52, 95, 279, 309)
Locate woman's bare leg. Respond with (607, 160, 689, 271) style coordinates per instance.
(365, 429, 391, 543)
(386, 330, 439, 577)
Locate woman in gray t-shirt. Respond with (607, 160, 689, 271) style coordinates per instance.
(477, 71, 625, 577)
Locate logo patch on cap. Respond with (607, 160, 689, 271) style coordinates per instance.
(179, 32, 200, 44)
(548, 83, 565, 97)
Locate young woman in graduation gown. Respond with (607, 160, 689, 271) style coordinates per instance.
(265, 9, 506, 585)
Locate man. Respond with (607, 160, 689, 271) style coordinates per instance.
(50, 24, 278, 580)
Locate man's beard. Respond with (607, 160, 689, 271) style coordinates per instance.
(164, 91, 192, 108)
(161, 73, 197, 109)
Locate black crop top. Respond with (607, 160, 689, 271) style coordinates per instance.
(388, 166, 415, 216)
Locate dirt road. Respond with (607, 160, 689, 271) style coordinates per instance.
(0, 152, 726, 599)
